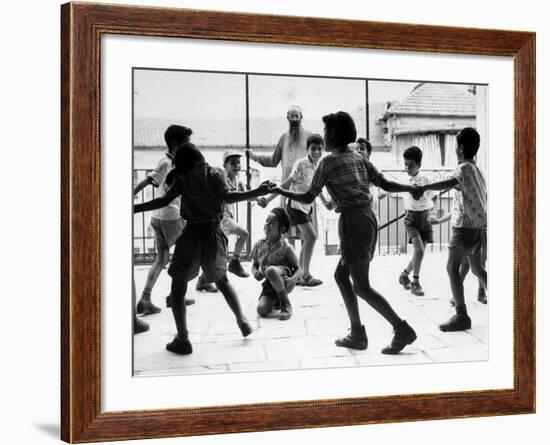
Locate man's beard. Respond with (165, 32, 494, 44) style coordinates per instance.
(288, 122, 301, 141)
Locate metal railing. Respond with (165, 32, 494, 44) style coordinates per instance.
(133, 167, 454, 263)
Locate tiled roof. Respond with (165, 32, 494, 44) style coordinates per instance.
(134, 107, 388, 150)
(384, 83, 476, 117)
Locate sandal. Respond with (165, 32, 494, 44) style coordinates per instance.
(302, 276, 323, 287)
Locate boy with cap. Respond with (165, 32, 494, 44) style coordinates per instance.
(221, 150, 250, 277)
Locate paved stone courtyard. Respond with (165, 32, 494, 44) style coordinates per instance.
(133, 251, 488, 377)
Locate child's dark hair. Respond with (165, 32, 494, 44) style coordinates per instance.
(357, 138, 372, 154)
(270, 207, 291, 234)
(456, 127, 480, 158)
(306, 133, 323, 148)
(164, 125, 193, 150)
(166, 142, 205, 186)
(403, 146, 423, 164)
(322, 111, 357, 146)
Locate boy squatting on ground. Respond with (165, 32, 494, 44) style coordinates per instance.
(412, 127, 487, 332)
(398, 145, 438, 296)
(133, 125, 196, 317)
(274, 111, 418, 354)
(252, 207, 301, 321)
(134, 142, 275, 355)
(260, 133, 333, 287)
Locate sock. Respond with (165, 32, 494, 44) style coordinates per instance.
(455, 304, 468, 316)
(403, 269, 409, 275)
(232, 254, 239, 261)
(413, 275, 420, 283)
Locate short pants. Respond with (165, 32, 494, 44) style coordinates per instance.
(338, 205, 378, 264)
(404, 210, 434, 244)
(168, 222, 228, 283)
(221, 215, 241, 237)
(150, 217, 185, 249)
(449, 227, 486, 256)
(287, 205, 312, 227)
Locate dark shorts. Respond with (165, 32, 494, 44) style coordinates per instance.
(150, 217, 185, 249)
(168, 222, 228, 283)
(404, 210, 433, 244)
(287, 205, 312, 227)
(338, 205, 378, 264)
(449, 227, 486, 256)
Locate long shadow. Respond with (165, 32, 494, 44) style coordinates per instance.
(33, 423, 59, 439)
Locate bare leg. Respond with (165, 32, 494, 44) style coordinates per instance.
(350, 259, 402, 327)
(170, 277, 189, 339)
(447, 246, 467, 308)
(232, 226, 249, 258)
(140, 247, 169, 299)
(297, 222, 317, 279)
(468, 249, 487, 292)
(333, 260, 362, 329)
(215, 275, 246, 321)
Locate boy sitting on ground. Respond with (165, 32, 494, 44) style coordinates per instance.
(252, 208, 301, 321)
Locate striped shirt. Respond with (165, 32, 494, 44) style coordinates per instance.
(309, 150, 382, 212)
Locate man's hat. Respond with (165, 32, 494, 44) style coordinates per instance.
(223, 150, 242, 164)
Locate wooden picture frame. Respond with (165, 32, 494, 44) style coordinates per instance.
(61, 2, 535, 442)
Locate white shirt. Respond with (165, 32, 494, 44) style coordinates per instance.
(403, 173, 435, 211)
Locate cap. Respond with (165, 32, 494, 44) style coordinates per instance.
(223, 150, 242, 164)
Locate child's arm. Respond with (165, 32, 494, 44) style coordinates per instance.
(377, 176, 415, 194)
(251, 260, 264, 281)
(224, 180, 275, 204)
(273, 187, 316, 204)
(133, 176, 154, 195)
(422, 177, 459, 192)
(258, 176, 293, 208)
(134, 185, 179, 213)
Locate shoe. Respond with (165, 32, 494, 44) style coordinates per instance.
(166, 336, 193, 355)
(136, 299, 161, 315)
(237, 318, 253, 337)
(335, 325, 368, 350)
(165, 295, 196, 308)
(477, 289, 488, 304)
(196, 276, 218, 292)
(399, 271, 411, 290)
(301, 275, 323, 287)
(279, 302, 292, 320)
(134, 316, 149, 334)
(228, 258, 250, 278)
(381, 320, 417, 354)
(410, 281, 425, 296)
(439, 313, 472, 332)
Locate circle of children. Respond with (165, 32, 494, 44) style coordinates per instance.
(134, 107, 487, 357)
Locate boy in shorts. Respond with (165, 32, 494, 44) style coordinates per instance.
(221, 150, 250, 278)
(278, 134, 333, 286)
(398, 146, 437, 296)
(252, 208, 301, 321)
(414, 127, 487, 331)
(134, 142, 274, 354)
(274, 111, 417, 354)
(133, 124, 194, 315)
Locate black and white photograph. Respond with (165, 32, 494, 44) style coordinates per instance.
(132, 68, 489, 377)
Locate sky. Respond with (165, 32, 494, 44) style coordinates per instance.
(133, 69, 428, 120)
